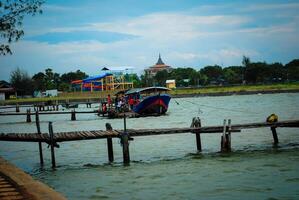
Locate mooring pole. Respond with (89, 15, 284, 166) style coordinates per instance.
(71, 109, 76, 121)
(221, 119, 228, 152)
(121, 114, 130, 165)
(271, 126, 279, 145)
(191, 117, 202, 152)
(35, 111, 44, 165)
(226, 119, 232, 152)
(48, 122, 56, 168)
(16, 104, 20, 112)
(26, 109, 31, 123)
(106, 123, 114, 162)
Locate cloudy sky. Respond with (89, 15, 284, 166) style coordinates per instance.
(1, 0, 299, 80)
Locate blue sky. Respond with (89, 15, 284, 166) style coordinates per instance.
(1, 0, 299, 80)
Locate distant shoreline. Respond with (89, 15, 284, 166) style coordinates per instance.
(1, 87, 299, 106)
(172, 89, 299, 98)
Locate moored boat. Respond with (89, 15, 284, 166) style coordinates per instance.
(125, 87, 171, 115)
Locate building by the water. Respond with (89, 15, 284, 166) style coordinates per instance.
(145, 54, 172, 77)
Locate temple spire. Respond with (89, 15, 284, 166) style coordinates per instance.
(156, 53, 165, 65)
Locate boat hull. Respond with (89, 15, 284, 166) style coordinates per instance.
(133, 94, 171, 115)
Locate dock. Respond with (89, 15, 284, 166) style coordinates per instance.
(0, 116, 298, 167)
(0, 157, 66, 200)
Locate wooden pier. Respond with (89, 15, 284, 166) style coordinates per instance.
(0, 116, 298, 167)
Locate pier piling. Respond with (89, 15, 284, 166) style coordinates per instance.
(26, 109, 31, 123)
(48, 122, 56, 168)
(191, 117, 202, 152)
(221, 119, 232, 152)
(71, 110, 76, 121)
(122, 115, 130, 165)
(16, 104, 20, 112)
(271, 126, 279, 145)
(106, 123, 114, 162)
(35, 111, 44, 165)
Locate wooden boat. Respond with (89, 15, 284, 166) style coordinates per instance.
(125, 87, 171, 115)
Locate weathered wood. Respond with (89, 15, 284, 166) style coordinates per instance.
(26, 109, 31, 123)
(271, 126, 279, 145)
(0, 111, 98, 116)
(16, 104, 20, 113)
(35, 111, 44, 165)
(122, 115, 130, 165)
(71, 110, 76, 121)
(0, 120, 298, 143)
(221, 119, 232, 152)
(191, 117, 202, 152)
(221, 119, 227, 152)
(106, 123, 114, 162)
(48, 122, 56, 168)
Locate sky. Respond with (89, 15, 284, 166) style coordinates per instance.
(1, 0, 299, 81)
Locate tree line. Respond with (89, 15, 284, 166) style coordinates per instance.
(8, 57, 299, 96)
(145, 57, 299, 87)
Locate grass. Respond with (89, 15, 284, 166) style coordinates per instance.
(1, 83, 299, 105)
(169, 83, 299, 95)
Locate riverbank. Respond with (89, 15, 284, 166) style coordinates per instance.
(0, 157, 66, 200)
(1, 83, 299, 105)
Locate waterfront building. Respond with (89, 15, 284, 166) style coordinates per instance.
(145, 54, 172, 77)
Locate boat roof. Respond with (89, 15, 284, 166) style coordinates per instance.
(125, 87, 170, 95)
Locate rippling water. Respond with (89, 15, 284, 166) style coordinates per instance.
(1, 93, 299, 199)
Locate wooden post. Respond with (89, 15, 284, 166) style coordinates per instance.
(226, 119, 232, 152)
(26, 109, 31, 123)
(106, 123, 114, 162)
(48, 122, 56, 168)
(35, 111, 44, 165)
(221, 119, 227, 152)
(191, 117, 202, 152)
(221, 119, 232, 152)
(16, 104, 20, 112)
(71, 109, 76, 121)
(271, 126, 279, 145)
(56, 101, 59, 111)
(121, 115, 130, 165)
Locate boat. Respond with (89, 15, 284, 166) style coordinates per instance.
(125, 87, 171, 115)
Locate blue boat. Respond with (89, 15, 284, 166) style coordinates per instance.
(125, 87, 171, 115)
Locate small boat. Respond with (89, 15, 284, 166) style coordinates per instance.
(125, 87, 171, 115)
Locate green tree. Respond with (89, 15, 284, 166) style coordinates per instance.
(32, 71, 46, 90)
(223, 66, 243, 84)
(10, 68, 33, 96)
(285, 59, 299, 81)
(200, 65, 223, 83)
(60, 70, 88, 83)
(0, 0, 44, 55)
(154, 70, 168, 86)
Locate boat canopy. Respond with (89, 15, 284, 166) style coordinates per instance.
(83, 73, 113, 83)
(125, 87, 170, 95)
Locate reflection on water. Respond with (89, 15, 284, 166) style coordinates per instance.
(0, 93, 299, 199)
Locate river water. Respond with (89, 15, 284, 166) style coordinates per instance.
(1, 93, 299, 199)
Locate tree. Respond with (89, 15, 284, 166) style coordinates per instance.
(32, 71, 46, 90)
(200, 65, 223, 83)
(285, 59, 299, 81)
(223, 66, 243, 84)
(60, 70, 88, 83)
(154, 70, 168, 86)
(0, 0, 43, 55)
(10, 68, 33, 96)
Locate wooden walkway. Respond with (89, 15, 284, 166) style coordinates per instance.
(0, 119, 299, 167)
(0, 173, 26, 200)
(0, 120, 298, 143)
